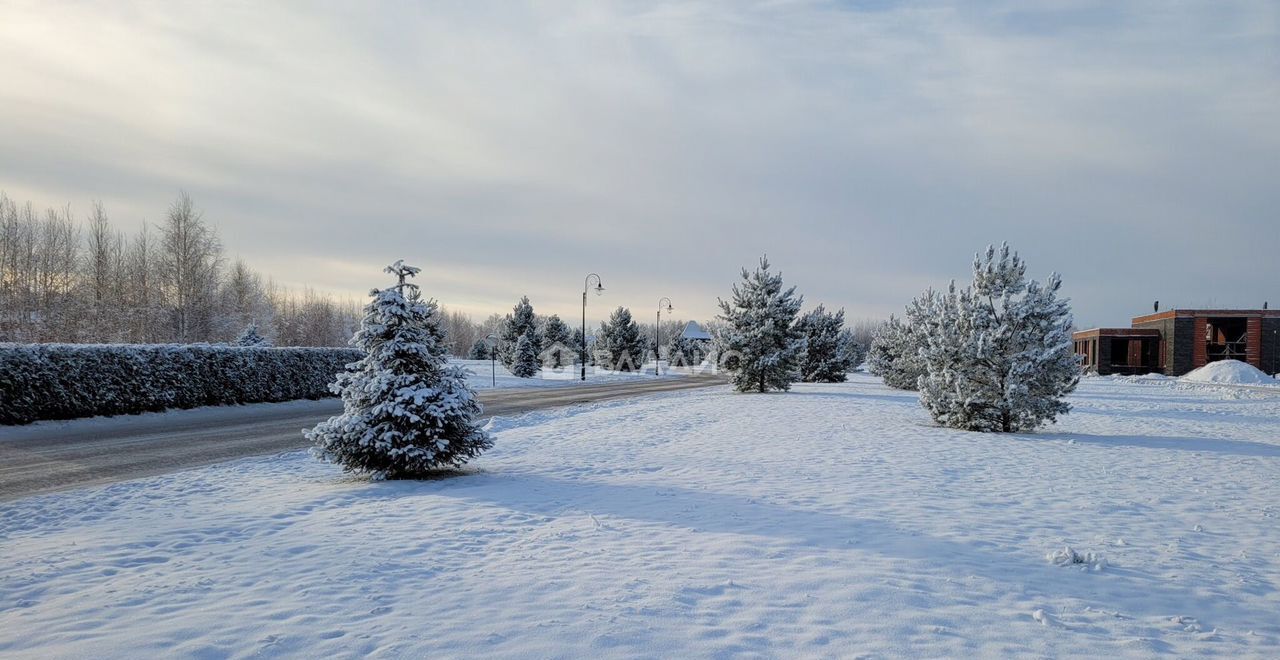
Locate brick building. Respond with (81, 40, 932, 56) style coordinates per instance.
(1073, 309, 1280, 376)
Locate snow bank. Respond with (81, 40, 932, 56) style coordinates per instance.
(1180, 359, 1276, 386)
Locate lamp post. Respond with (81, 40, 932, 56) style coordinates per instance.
(582, 273, 604, 381)
(486, 333, 499, 388)
(656, 297, 672, 376)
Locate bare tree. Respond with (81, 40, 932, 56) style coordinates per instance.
(33, 205, 81, 341)
(83, 201, 126, 340)
(124, 224, 164, 342)
(439, 306, 484, 356)
(158, 192, 222, 342)
(219, 258, 272, 340)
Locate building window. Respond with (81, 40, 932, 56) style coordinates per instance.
(1205, 318, 1247, 362)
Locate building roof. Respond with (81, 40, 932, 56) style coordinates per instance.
(680, 321, 712, 340)
(1073, 327, 1161, 339)
(1132, 309, 1280, 324)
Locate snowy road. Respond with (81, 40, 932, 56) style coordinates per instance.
(0, 375, 726, 501)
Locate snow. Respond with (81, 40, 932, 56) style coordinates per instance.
(454, 359, 694, 389)
(3, 374, 1280, 657)
(1181, 359, 1277, 386)
(679, 320, 712, 340)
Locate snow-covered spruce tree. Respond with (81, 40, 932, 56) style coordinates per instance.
(499, 296, 540, 368)
(796, 304, 851, 382)
(511, 333, 541, 378)
(541, 314, 572, 368)
(597, 306, 646, 372)
(716, 257, 806, 393)
(233, 321, 271, 347)
(306, 261, 491, 478)
(918, 243, 1080, 433)
(467, 338, 491, 360)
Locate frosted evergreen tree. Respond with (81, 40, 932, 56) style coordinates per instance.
(837, 327, 865, 370)
(918, 243, 1080, 432)
(233, 321, 271, 347)
(666, 334, 707, 367)
(796, 304, 851, 382)
(866, 309, 929, 390)
(306, 261, 491, 478)
(511, 333, 541, 378)
(716, 257, 806, 393)
(865, 316, 901, 383)
(597, 306, 646, 372)
(499, 296, 540, 368)
(541, 314, 573, 368)
(467, 338, 491, 360)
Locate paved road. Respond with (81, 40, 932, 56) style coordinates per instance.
(0, 376, 725, 502)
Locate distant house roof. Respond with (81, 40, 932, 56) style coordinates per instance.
(680, 321, 712, 340)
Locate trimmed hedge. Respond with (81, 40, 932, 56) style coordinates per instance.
(0, 343, 362, 425)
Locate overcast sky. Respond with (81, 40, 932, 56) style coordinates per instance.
(2, 0, 1277, 327)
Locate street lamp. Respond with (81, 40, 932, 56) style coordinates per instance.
(582, 273, 604, 381)
(656, 297, 673, 376)
(485, 333, 499, 388)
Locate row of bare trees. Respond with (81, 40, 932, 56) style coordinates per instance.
(0, 191, 360, 346)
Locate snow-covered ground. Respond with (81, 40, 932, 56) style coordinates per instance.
(455, 358, 704, 389)
(3, 374, 1279, 657)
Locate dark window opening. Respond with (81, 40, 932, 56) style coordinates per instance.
(1205, 318, 1247, 362)
(1107, 336, 1160, 373)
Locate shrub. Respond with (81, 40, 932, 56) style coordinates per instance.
(0, 343, 360, 425)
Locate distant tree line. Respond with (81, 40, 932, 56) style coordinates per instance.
(0, 191, 361, 346)
(1, 191, 886, 359)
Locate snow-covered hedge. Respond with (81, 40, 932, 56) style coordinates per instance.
(0, 343, 362, 425)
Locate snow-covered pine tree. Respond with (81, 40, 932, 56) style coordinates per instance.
(837, 327, 865, 370)
(596, 306, 646, 371)
(511, 333, 541, 378)
(866, 306, 930, 391)
(716, 257, 805, 393)
(499, 296, 540, 368)
(541, 314, 572, 368)
(306, 261, 491, 478)
(666, 333, 706, 367)
(918, 243, 1080, 432)
(468, 338, 491, 360)
(233, 321, 271, 347)
(795, 304, 851, 382)
(866, 316, 902, 384)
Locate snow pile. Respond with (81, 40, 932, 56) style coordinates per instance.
(1046, 546, 1107, 571)
(1180, 360, 1275, 386)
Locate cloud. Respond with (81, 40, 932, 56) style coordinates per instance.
(1, 0, 1277, 326)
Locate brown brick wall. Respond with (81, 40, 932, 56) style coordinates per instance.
(1192, 319, 1206, 370)
(1246, 318, 1262, 368)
